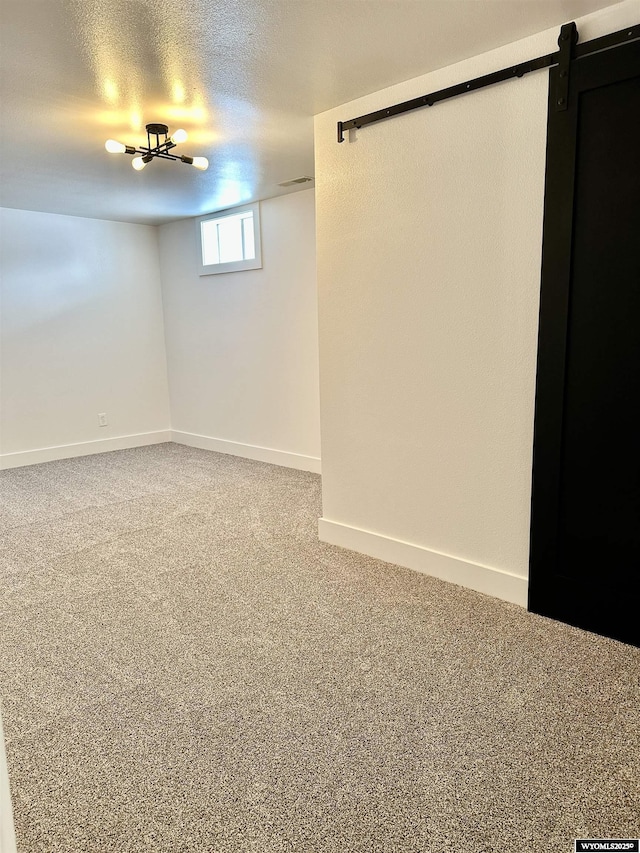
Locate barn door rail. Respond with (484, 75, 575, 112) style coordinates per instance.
(336, 23, 640, 143)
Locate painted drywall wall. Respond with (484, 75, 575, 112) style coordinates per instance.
(314, 2, 638, 604)
(158, 189, 321, 472)
(0, 208, 171, 465)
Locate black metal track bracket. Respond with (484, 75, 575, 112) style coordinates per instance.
(555, 22, 578, 111)
(336, 22, 639, 142)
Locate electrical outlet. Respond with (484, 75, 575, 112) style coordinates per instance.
(98, 413, 108, 427)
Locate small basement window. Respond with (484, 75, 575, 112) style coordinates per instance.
(197, 202, 262, 275)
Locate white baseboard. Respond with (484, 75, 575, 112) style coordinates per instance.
(0, 430, 172, 470)
(318, 517, 528, 607)
(0, 707, 17, 853)
(172, 431, 321, 474)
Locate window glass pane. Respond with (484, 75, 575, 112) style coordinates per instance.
(217, 214, 244, 263)
(201, 220, 219, 266)
(242, 216, 255, 260)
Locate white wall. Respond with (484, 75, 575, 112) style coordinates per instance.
(314, 2, 638, 605)
(159, 189, 321, 472)
(0, 208, 171, 467)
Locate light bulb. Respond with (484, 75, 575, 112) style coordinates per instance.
(131, 156, 147, 171)
(170, 128, 188, 144)
(105, 139, 126, 154)
(191, 157, 209, 171)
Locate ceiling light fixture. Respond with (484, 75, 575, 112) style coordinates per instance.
(104, 123, 208, 171)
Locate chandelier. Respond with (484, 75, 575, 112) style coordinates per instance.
(105, 123, 209, 171)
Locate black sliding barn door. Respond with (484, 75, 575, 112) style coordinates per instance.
(529, 37, 640, 647)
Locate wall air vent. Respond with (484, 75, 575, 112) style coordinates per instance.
(278, 176, 314, 187)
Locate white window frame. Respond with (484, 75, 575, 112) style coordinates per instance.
(197, 202, 262, 276)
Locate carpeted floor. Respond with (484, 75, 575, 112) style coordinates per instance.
(1, 442, 638, 852)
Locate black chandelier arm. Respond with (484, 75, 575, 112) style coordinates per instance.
(150, 151, 183, 162)
(152, 140, 177, 155)
(126, 148, 194, 163)
(153, 152, 179, 161)
(136, 140, 177, 156)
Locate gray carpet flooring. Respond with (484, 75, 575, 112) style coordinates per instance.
(1, 442, 638, 852)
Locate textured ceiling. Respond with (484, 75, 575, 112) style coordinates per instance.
(0, 0, 621, 224)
